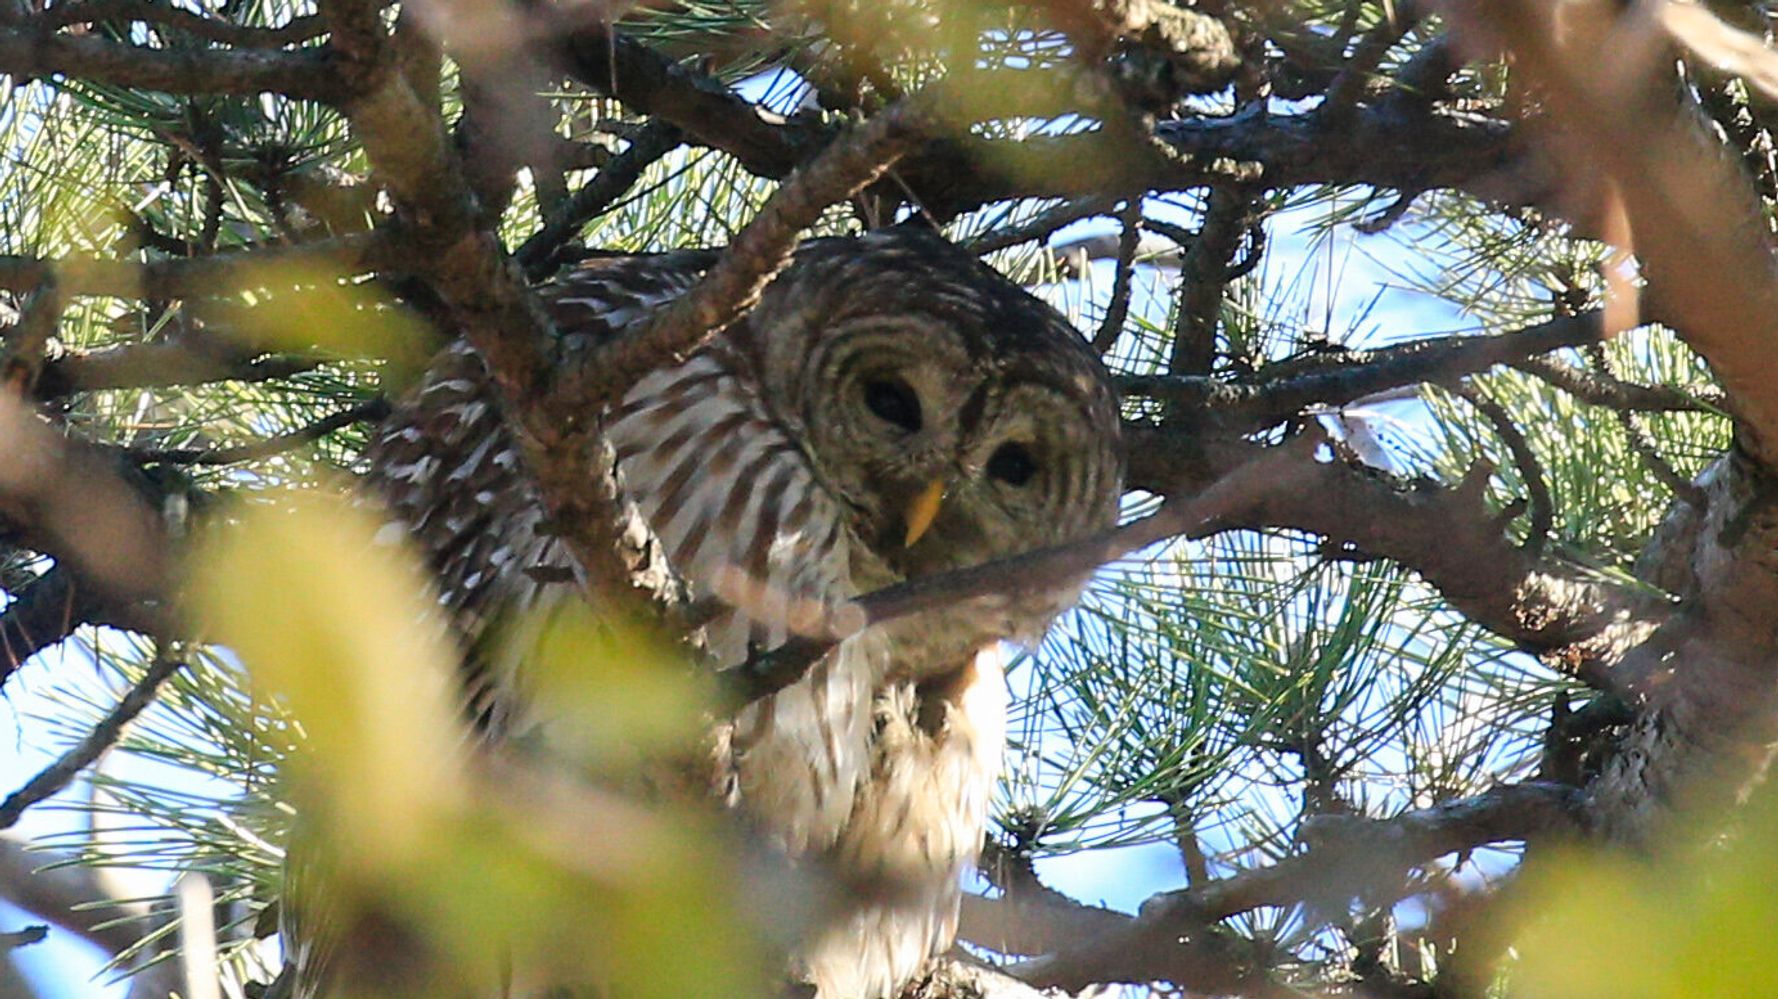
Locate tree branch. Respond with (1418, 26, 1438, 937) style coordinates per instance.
(37, 0, 328, 48)
(0, 564, 153, 679)
(589, 97, 932, 406)
(129, 398, 389, 465)
(516, 120, 687, 279)
(0, 393, 172, 690)
(1012, 783, 1580, 992)
(0, 233, 390, 300)
(33, 340, 319, 399)
(0, 654, 182, 830)
(1119, 311, 1605, 430)
(0, 25, 345, 102)
(1511, 354, 1722, 413)
(553, 14, 1529, 223)
(723, 433, 1321, 706)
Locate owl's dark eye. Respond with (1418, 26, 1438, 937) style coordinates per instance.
(863, 378, 922, 432)
(987, 442, 1038, 486)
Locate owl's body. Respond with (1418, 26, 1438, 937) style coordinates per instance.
(358, 228, 1122, 997)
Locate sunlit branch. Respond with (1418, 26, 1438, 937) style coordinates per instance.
(0, 396, 172, 688)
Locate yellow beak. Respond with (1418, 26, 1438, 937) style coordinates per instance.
(903, 479, 946, 547)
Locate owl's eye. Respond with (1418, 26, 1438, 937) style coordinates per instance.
(862, 377, 922, 432)
(986, 442, 1038, 486)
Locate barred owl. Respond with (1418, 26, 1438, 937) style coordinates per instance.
(354, 226, 1123, 997)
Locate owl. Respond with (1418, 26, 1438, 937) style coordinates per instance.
(348, 226, 1124, 997)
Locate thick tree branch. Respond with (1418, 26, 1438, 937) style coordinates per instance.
(1473, 3, 1778, 466)
(1451, 0, 1778, 852)
(319, 0, 688, 624)
(554, 16, 1530, 221)
(1116, 426, 1673, 678)
(1167, 185, 1255, 379)
(557, 21, 820, 181)
(0, 394, 172, 689)
(0, 564, 154, 678)
(725, 434, 1320, 706)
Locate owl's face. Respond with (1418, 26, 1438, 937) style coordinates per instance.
(739, 229, 1124, 586)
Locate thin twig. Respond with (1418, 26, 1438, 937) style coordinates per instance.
(0, 655, 183, 830)
(1512, 355, 1721, 413)
(1459, 384, 1554, 556)
(961, 196, 1121, 257)
(0, 925, 47, 950)
(130, 398, 390, 466)
(516, 121, 687, 278)
(1578, 345, 1710, 507)
(1093, 200, 1144, 353)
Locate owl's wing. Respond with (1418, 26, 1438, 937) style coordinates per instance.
(360, 251, 715, 725)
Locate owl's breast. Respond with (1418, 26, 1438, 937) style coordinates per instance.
(605, 344, 884, 851)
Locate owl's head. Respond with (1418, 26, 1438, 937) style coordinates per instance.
(737, 228, 1125, 586)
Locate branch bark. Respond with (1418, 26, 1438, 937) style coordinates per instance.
(1009, 783, 1580, 992)
(1119, 311, 1605, 431)
(0, 393, 172, 689)
(0, 24, 345, 102)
